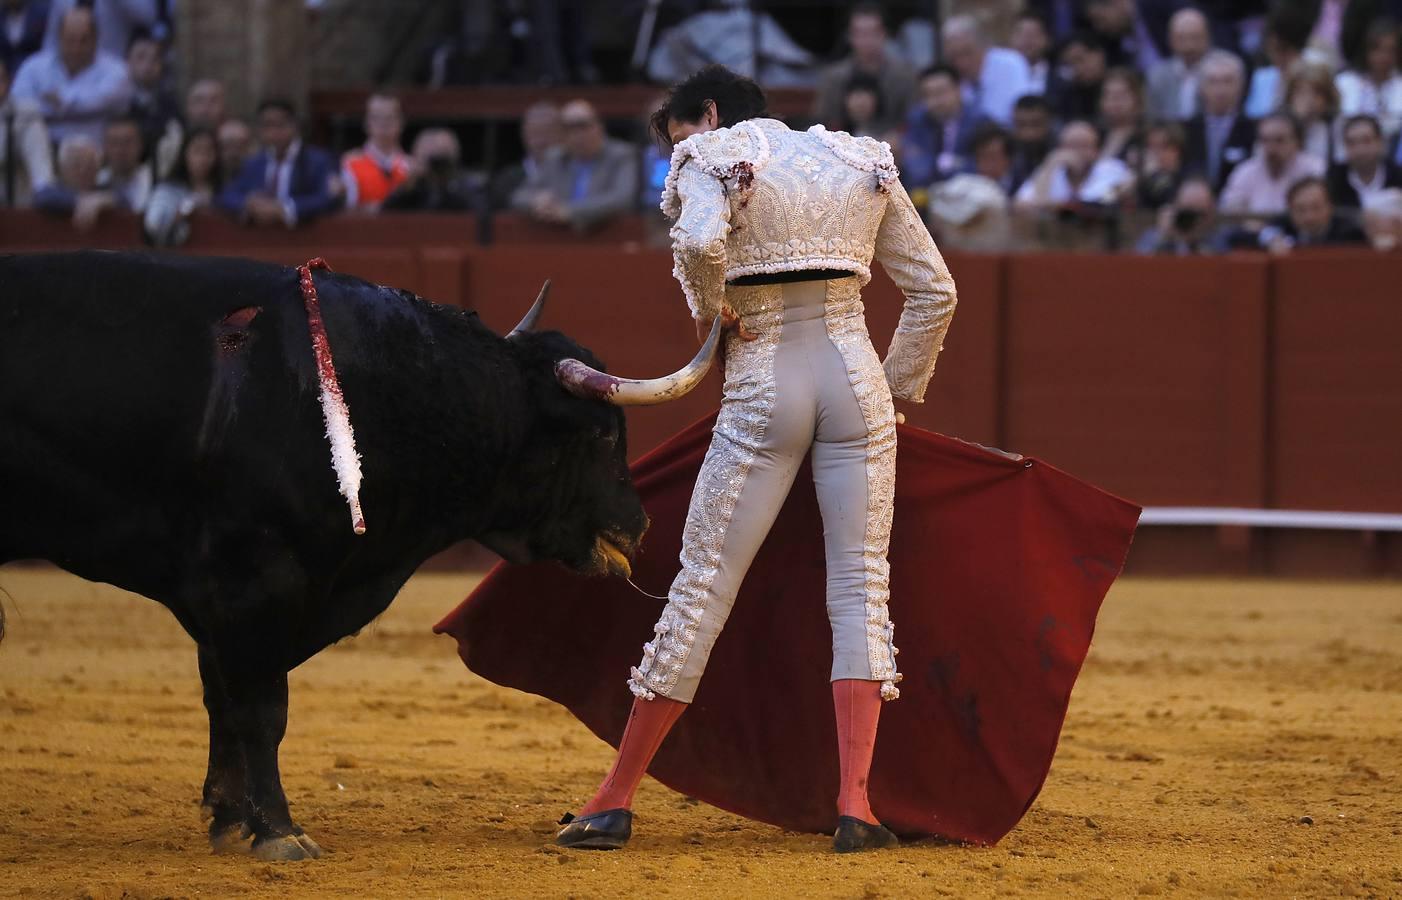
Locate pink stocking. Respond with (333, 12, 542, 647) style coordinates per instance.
(832, 679, 883, 823)
(578, 696, 687, 817)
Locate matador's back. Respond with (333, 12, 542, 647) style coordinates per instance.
(661, 117, 958, 404)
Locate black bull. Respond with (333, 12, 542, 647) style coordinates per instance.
(0, 251, 651, 860)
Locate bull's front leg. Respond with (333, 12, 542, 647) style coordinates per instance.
(204, 652, 323, 861)
(198, 647, 253, 852)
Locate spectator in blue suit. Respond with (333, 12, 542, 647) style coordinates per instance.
(218, 98, 339, 228)
(900, 64, 989, 189)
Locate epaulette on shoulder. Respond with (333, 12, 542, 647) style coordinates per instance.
(660, 120, 774, 218)
(807, 124, 900, 191)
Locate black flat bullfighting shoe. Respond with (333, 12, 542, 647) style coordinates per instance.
(555, 809, 633, 850)
(833, 816, 900, 853)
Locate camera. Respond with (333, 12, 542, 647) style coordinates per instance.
(427, 154, 456, 179)
(1172, 208, 1202, 233)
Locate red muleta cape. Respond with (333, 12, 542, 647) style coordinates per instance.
(434, 415, 1140, 845)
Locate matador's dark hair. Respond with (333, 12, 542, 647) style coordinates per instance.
(649, 65, 769, 147)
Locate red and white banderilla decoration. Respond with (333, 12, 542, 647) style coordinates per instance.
(298, 258, 366, 535)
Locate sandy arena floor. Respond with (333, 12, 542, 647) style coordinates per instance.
(0, 566, 1399, 899)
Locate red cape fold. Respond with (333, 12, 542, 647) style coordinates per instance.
(434, 415, 1140, 845)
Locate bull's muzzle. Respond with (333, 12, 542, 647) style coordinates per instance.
(594, 536, 633, 579)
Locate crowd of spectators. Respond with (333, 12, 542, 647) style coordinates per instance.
(812, 0, 1402, 254)
(0, 2, 465, 241)
(8, 0, 1402, 256)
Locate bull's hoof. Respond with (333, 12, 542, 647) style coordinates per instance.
(251, 832, 324, 861)
(210, 822, 252, 854)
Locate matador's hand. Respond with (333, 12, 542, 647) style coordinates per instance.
(696, 308, 759, 344)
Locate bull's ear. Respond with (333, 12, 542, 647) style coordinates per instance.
(507, 280, 550, 339)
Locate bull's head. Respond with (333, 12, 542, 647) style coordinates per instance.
(478, 282, 720, 580)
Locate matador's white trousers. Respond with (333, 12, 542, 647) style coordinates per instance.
(628, 278, 902, 704)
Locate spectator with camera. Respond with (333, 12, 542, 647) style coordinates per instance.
(383, 127, 478, 212)
(1136, 175, 1230, 255)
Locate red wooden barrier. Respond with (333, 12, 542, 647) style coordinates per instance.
(1003, 254, 1272, 507)
(1269, 251, 1402, 512)
(5, 209, 1401, 577)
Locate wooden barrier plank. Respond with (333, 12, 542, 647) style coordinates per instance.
(1003, 254, 1272, 507)
(1270, 252, 1402, 511)
(863, 252, 1003, 446)
(488, 212, 651, 245)
(462, 245, 712, 461)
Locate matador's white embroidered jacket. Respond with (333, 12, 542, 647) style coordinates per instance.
(659, 117, 958, 403)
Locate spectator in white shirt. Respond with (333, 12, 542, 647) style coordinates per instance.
(33, 132, 114, 229)
(1009, 12, 1053, 95)
(942, 14, 1031, 126)
(1335, 18, 1402, 143)
(0, 51, 54, 206)
(1015, 119, 1134, 210)
(43, 0, 158, 61)
(1219, 113, 1327, 215)
(1145, 8, 1212, 122)
(11, 6, 130, 143)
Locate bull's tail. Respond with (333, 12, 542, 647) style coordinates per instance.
(0, 581, 11, 649)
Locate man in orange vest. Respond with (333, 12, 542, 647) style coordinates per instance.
(341, 92, 410, 211)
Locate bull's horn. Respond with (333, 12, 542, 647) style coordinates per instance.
(555, 317, 722, 406)
(507, 280, 550, 338)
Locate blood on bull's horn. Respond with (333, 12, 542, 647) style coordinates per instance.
(555, 317, 722, 406)
(507, 280, 550, 338)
